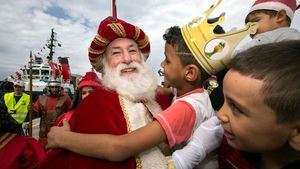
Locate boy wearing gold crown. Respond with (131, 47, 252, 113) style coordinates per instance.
(235, 0, 300, 54)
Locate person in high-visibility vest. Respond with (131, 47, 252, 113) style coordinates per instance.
(1, 80, 30, 125)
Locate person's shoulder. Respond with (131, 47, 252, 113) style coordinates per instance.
(37, 94, 47, 100)
(59, 93, 71, 99)
(4, 92, 14, 96)
(265, 27, 300, 37)
(22, 92, 30, 97)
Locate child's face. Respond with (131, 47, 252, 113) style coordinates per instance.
(217, 70, 294, 152)
(246, 12, 279, 38)
(160, 43, 185, 89)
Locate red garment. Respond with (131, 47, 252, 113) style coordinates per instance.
(38, 87, 171, 169)
(219, 136, 256, 169)
(0, 133, 46, 169)
(34, 94, 71, 113)
(54, 110, 74, 126)
(34, 94, 72, 148)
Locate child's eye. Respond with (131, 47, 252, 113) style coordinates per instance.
(229, 102, 243, 114)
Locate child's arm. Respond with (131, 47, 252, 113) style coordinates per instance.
(47, 101, 195, 161)
(46, 120, 167, 161)
(172, 116, 224, 169)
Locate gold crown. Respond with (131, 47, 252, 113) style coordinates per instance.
(181, 0, 258, 75)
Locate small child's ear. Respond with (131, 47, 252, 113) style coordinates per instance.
(289, 125, 300, 151)
(276, 10, 288, 23)
(185, 65, 199, 82)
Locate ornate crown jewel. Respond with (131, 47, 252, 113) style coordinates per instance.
(181, 0, 259, 75)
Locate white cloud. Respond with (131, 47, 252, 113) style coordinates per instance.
(0, 0, 299, 80)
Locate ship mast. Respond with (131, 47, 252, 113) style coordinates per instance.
(46, 28, 61, 61)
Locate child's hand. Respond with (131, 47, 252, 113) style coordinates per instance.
(172, 116, 224, 169)
(46, 120, 71, 149)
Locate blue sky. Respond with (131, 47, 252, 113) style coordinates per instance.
(45, 5, 71, 20)
(0, 0, 299, 80)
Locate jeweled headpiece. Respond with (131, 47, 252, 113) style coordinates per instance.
(181, 0, 258, 75)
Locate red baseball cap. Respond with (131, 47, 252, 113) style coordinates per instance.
(77, 71, 101, 91)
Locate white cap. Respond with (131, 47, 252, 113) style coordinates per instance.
(247, 0, 299, 21)
(14, 80, 25, 87)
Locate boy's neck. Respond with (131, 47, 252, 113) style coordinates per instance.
(260, 145, 300, 169)
(176, 83, 201, 97)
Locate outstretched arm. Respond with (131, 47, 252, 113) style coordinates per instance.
(46, 120, 167, 161)
(172, 116, 224, 169)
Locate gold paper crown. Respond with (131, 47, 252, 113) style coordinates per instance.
(181, 0, 258, 75)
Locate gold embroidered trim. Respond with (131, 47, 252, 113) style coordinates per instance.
(108, 23, 126, 38)
(137, 36, 149, 49)
(92, 37, 106, 46)
(136, 157, 142, 169)
(166, 156, 176, 169)
(133, 26, 141, 40)
(95, 34, 110, 44)
(88, 47, 104, 55)
(0, 133, 16, 149)
(119, 96, 132, 133)
(119, 96, 145, 169)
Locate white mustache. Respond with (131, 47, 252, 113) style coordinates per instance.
(116, 62, 141, 75)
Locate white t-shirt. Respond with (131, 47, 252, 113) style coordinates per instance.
(234, 27, 300, 56)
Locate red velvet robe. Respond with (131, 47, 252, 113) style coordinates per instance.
(0, 133, 46, 169)
(39, 87, 171, 169)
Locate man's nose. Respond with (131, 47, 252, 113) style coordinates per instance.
(122, 51, 132, 64)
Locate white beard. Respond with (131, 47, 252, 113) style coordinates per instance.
(102, 59, 158, 102)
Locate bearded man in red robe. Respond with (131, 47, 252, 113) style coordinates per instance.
(38, 15, 171, 169)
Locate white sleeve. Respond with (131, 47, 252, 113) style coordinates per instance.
(233, 33, 273, 57)
(172, 116, 224, 169)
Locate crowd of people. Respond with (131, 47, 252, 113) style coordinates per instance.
(0, 0, 300, 168)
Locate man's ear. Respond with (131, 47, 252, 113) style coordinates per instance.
(275, 10, 288, 23)
(288, 124, 300, 151)
(184, 65, 199, 82)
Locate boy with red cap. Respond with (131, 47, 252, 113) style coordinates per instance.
(235, 0, 300, 54)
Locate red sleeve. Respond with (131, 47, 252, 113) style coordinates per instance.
(21, 137, 46, 168)
(154, 101, 196, 147)
(33, 100, 40, 112)
(65, 97, 72, 111)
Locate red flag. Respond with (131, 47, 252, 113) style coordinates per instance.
(49, 61, 62, 78)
